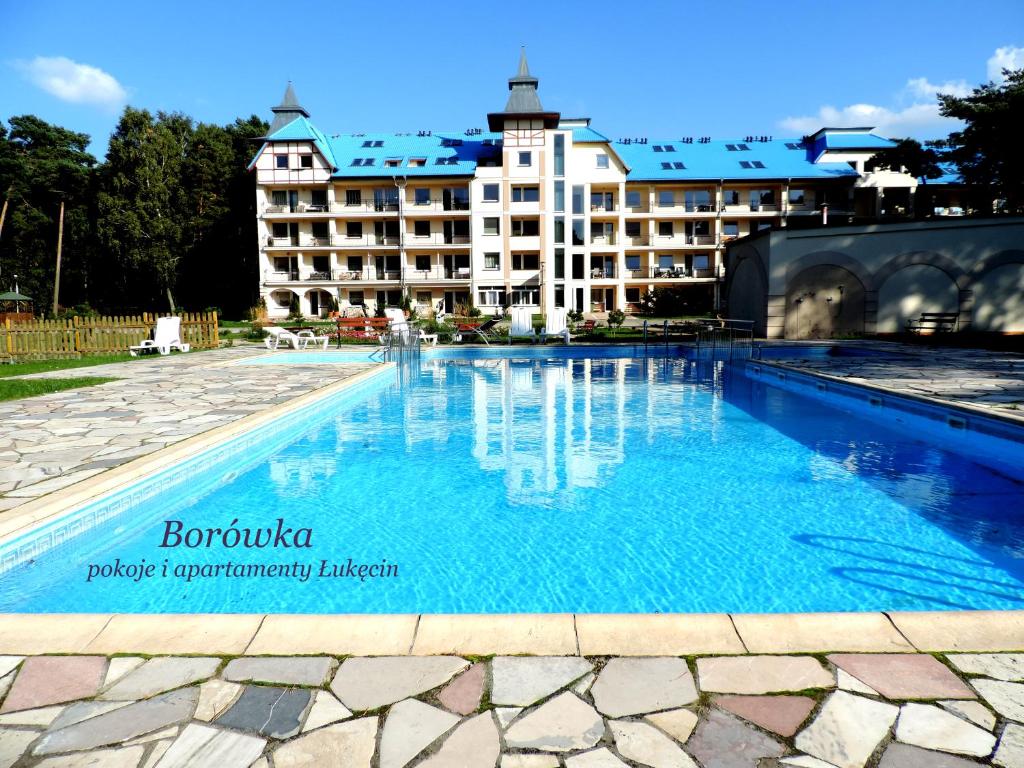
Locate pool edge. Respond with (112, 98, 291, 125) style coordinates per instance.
(0, 610, 1020, 656)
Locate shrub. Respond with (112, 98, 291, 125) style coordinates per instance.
(287, 296, 302, 320)
(608, 309, 626, 333)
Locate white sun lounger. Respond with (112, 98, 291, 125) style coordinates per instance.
(541, 307, 571, 344)
(263, 326, 302, 350)
(508, 307, 537, 344)
(130, 316, 191, 356)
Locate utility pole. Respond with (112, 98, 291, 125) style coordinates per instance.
(53, 198, 64, 316)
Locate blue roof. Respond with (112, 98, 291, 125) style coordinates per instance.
(613, 139, 860, 181)
(321, 132, 501, 178)
(925, 161, 963, 185)
(571, 126, 610, 143)
(809, 129, 895, 162)
(255, 116, 339, 170)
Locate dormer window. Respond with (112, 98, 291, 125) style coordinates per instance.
(350, 158, 375, 167)
(361, 140, 384, 148)
(408, 158, 426, 167)
(384, 159, 401, 167)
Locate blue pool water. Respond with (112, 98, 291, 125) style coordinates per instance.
(2, 350, 1024, 613)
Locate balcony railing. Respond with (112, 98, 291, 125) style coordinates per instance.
(263, 198, 471, 215)
(267, 233, 471, 248)
(590, 267, 616, 279)
(626, 267, 720, 279)
(590, 234, 617, 246)
(263, 266, 473, 283)
(590, 203, 617, 213)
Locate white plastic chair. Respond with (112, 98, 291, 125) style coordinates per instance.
(130, 317, 191, 356)
(508, 307, 537, 344)
(541, 307, 571, 344)
(263, 326, 302, 350)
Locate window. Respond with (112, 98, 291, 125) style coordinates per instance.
(416, 291, 432, 304)
(512, 186, 540, 203)
(511, 219, 539, 237)
(591, 192, 613, 210)
(483, 217, 500, 235)
(345, 189, 362, 206)
(788, 189, 806, 205)
(684, 190, 711, 211)
(272, 222, 288, 238)
(596, 154, 609, 169)
(350, 158, 375, 167)
(554, 181, 565, 212)
(554, 134, 564, 176)
(693, 255, 709, 270)
(408, 158, 426, 167)
(518, 151, 532, 167)
(478, 286, 507, 305)
(659, 255, 674, 269)
(785, 142, 802, 150)
(572, 186, 584, 215)
(554, 285, 565, 308)
(652, 144, 675, 153)
(739, 161, 752, 169)
(414, 221, 430, 237)
(311, 222, 329, 240)
(625, 221, 641, 238)
(483, 253, 500, 270)
(299, 155, 313, 169)
(512, 253, 539, 270)
(275, 155, 288, 169)
(737, 143, 750, 151)
(510, 287, 539, 305)
(572, 219, 585, 246)
(626, 190, 642, 208)
(626, 255, 641, 271)
(310, 190, 327, 209)
(482, 184, 499, 202)
(349, 290, 364, 305)
(554, 218, 565, 244)
(626, 287, 641, 304)
(415, 255, 431, 272)
(591, 221, 613, 241)
(554, 248, 565, 279)
(658, 191, 675, 207)
(384, 159, 401, 168)
(751, 160, 765, 169)
(346, 221, 362, 238)
(361, 140, 383, 148)
(347, 256, 363, 271)
(723, 221, 739, 237)
(724, 190, 740, 206)
(658, 221, 673, 237)
(414, 188, 430, 206)
(271, 190, 287, 206)
(273, 256, 292, 271)
(687, 220, 710, 237)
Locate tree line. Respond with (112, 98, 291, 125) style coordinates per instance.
(0, 109, 267, 318)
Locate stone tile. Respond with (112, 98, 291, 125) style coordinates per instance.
(715, 695, 816, 737)
(418, 713, 500, 768)
(686, 708, 786, 768)
(697, 656, 833, 695)
(222, 656, 334, 686)
(794, 691, 898, 768)
(995, 722, 1024, 768)
(124, 727, 177, 745)
(33, 745, 145, 767)
(591, 658, 698, 717)
(1, 655, 107, 713)
(895, 702, 995, 757)
(564, 749, 630, 768)
(495, 707, 522, 729)
(151, 723, 265, 768)
(0, 728, 38, 768)
(194, 680, 243, 722)
(0, 705, 64, 726)
(103, 657, 145, 688)
(0, 672, 12, 702)
(878, 742, 985, 768)
(888, 610, 1024, 652)
(779, 757, 839, 768)
(491, 657, 593, 707)
(100, 657, 220, 700)
(502, 755, 560, 768)
(437, 663, 485, 715)
(947, 653, 1024, 681)
(85, 615, 261, 655)
(412, 615, 577, 655)
(836, 669, 878, 695)
(214, 686, 312, 739)
(573, 672, 596, 695)
(732, 613, 913, 653)
(0, 659, 22, 680)
(379, 698, 459, 768)
(49, 702, 130, 731)
(938, 700, 996, 730)
(610, 719, 698, 767)
(33, 688, 199, 756)
(504, 692, 604, 752)
(142, 740, 173, 768)
(644, 708, 698, 744)
(247, 615, 417, 655)
(576, 613, 744, 655)
(330, 656, 468, 711)
(302, 691, 353, 732)
(972, 679, 1024, 722)
(828, 654, 975, 700)
(270, 717, 377, 768)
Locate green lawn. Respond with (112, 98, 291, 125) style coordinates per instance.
(0, 376, 118, 402)
(0, 354, 135, 378)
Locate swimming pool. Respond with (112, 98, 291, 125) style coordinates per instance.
(2, 348, 1023, 613)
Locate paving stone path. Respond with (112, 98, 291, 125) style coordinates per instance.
(770, 342, 1024, 419)
(0, 347, 374, 512)
(0, 652, 1021, 766)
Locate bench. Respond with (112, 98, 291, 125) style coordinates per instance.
(906, 312, 959, 334)
(335, 317, 391, 342)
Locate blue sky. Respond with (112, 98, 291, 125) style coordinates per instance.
(2, 0, 1022, 158)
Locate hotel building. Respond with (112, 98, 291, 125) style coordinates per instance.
(250, 52, 931, 320)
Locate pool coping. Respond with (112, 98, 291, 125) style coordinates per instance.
(1, 351, 1022, 658)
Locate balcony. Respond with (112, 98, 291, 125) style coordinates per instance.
(590, 267, 616, 279)
(626, 267, 720, 280)
(263, 266, 473, 284)
(263, 198, 471, 216)
(652, 235, 718, 248)
(590, 234, 617, 247)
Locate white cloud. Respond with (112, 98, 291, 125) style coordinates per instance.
(904, 77, 970, 100)
(987, 46, 1024, 81)
(17, 56, 126, 107)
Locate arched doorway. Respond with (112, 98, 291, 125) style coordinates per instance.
(784, 266, 865, 339)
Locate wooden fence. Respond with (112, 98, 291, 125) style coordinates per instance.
(1, 313, 219, 360)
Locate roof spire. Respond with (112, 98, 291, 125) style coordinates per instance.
(487, 49, 560, 130)
(269, 82, 310, 133)
(516, 46, 531, 78)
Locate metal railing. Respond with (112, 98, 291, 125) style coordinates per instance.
(266, 233, 470, 248)
(263, 199, 471, 214)
(264, 266, 473, 283)
(695, 318, 755, 359)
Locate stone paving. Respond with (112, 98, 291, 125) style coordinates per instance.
(0, 347, 373, 513)
(769, 342, 1024, 419)
(0, 652, 1022, 766)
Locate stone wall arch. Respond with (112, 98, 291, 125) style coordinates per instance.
(873, 250, 969, 291)
(726, 244, 769, 336)
(876, 264, 959, 333)
(784, 265, 866, 339)
(970, 252, 1024, 332)
(784, 251, 875, 293)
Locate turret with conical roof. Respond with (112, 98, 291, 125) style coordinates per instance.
(269, 82, 310, 133)
(487, 49, 560, 131)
